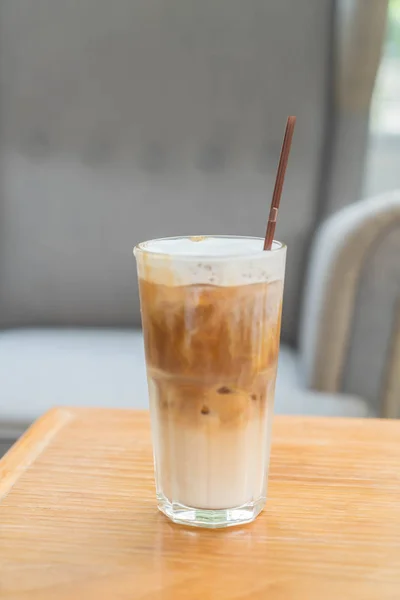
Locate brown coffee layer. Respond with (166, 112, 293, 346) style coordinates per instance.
(139, 279, 283, 385)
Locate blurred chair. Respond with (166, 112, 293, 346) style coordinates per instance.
(301, 190, 400, 418)
(0, 0, 394, 448)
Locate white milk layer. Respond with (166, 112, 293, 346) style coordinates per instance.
(148, 374, 275, 510)
(135, 236, 286, 287)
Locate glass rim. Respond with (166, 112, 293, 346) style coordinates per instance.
(134, 235, 286, 262)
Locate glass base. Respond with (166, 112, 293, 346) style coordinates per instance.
(157, 493, 266, 528)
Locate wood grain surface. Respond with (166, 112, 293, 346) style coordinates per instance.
(0, 408, 400, 599)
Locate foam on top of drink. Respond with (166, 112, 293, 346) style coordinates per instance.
(141, 236, 268, 257)
(135, 236, 286, 286)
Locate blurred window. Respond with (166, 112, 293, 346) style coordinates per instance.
(364, 0, 400, 196)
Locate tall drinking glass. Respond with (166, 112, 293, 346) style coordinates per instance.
(134, 236, 286, 528)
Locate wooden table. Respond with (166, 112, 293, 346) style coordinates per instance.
(0, 409, 399, 599)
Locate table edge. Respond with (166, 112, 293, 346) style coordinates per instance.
(0, 407, 74, 502)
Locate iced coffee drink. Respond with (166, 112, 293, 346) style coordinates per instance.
(134, 236, 286, 527)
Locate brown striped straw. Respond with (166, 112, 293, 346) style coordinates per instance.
(263, 116, 296, 250)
